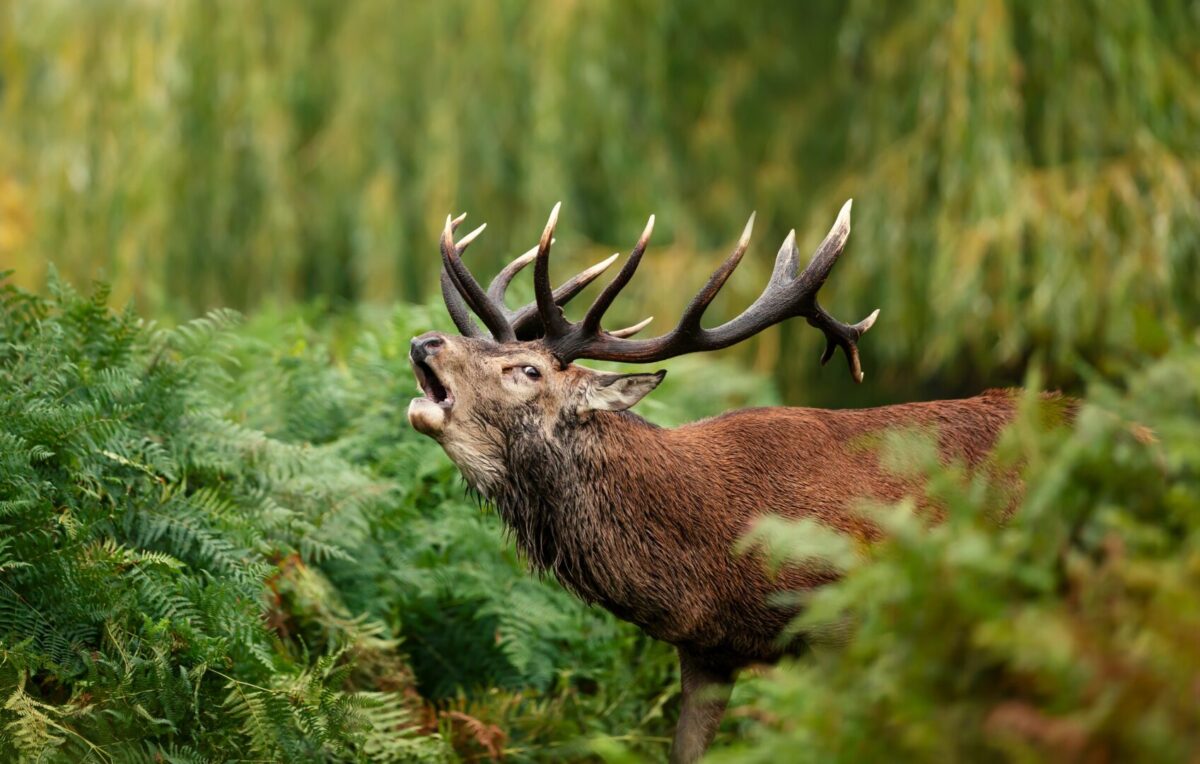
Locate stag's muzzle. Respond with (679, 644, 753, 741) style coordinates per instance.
(408, 332, 454, 437)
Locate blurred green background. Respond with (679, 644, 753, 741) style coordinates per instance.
(2, 2, 1200, 762)
(4, 0, 1197, 403)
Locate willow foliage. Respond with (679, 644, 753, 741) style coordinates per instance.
(2, 1, 1195, 401)
(804, 0, 1200, 399)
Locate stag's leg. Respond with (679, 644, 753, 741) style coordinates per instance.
(669, 650, 735, 764)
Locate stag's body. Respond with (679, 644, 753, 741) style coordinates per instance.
(408, 201, 1027, 762)
(489, 392, 1017, 664)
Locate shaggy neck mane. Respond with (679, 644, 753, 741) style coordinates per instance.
(490, 410, 667, 607)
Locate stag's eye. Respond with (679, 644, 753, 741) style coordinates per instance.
(521, 366, 541, 380)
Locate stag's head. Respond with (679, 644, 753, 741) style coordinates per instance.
(408, 202, 878, 491)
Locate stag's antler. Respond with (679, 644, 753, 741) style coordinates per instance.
(439, 213, 634, 342)
(438, 201, 878, 382)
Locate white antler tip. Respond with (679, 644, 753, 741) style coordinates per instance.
(739, 211, 756, 246)
(837, 198, 853, 227)
(585, 252, 621, 277)
(639, 214, 656, 244)
(609, 316, 654, 338)
(540, 203, 562, 245)
(457, 222, 487, 249)
(822, 199, 853, 247)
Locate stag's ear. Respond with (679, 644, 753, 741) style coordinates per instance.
(579, 370, 666, 414)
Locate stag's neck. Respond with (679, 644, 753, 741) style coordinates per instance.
(490, 410, 697, 605)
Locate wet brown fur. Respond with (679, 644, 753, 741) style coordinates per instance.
(493, 387, 1021, 670)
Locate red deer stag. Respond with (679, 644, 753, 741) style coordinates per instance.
(408, 201, 1022, 763)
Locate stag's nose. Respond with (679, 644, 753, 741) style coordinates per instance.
(410, 333, 446, 363)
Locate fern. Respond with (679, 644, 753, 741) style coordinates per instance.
(0, 274, 449, 762)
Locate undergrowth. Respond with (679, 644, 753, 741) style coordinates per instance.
(0, 273, 448, 762)
(3, 270, 1196, 762)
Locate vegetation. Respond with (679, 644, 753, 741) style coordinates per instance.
(1, 0, 1198, 761)
(0, 274, 452, 762)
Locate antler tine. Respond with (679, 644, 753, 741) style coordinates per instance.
(608, 316, 653, 338)
(486, 243, 540, 306)
(440, 268, 483, 337)
(813, 307, 880, 382)
(488, 239, 620, 310)
(506, 252, 621, 339)
(795, 199, 853, 294)
(769, 229, 799, 285)
(579, 214, 655, 336)
(440, 212, 482, 336)
(546, 252, 620, 307)
(440, 215, 516, 341)
(455, 222, 487, 250)
(533, 202, 570, 337)
(792, 199, 878, 382)
(675, 212, 755, 332)
(499, 257, 619, 338)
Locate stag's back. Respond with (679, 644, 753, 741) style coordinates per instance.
(671, 387, 1024, 526)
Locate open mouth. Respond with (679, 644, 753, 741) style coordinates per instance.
(413, 359, 454, 408)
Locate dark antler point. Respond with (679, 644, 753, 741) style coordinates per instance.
(820, 339, 836, 366)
